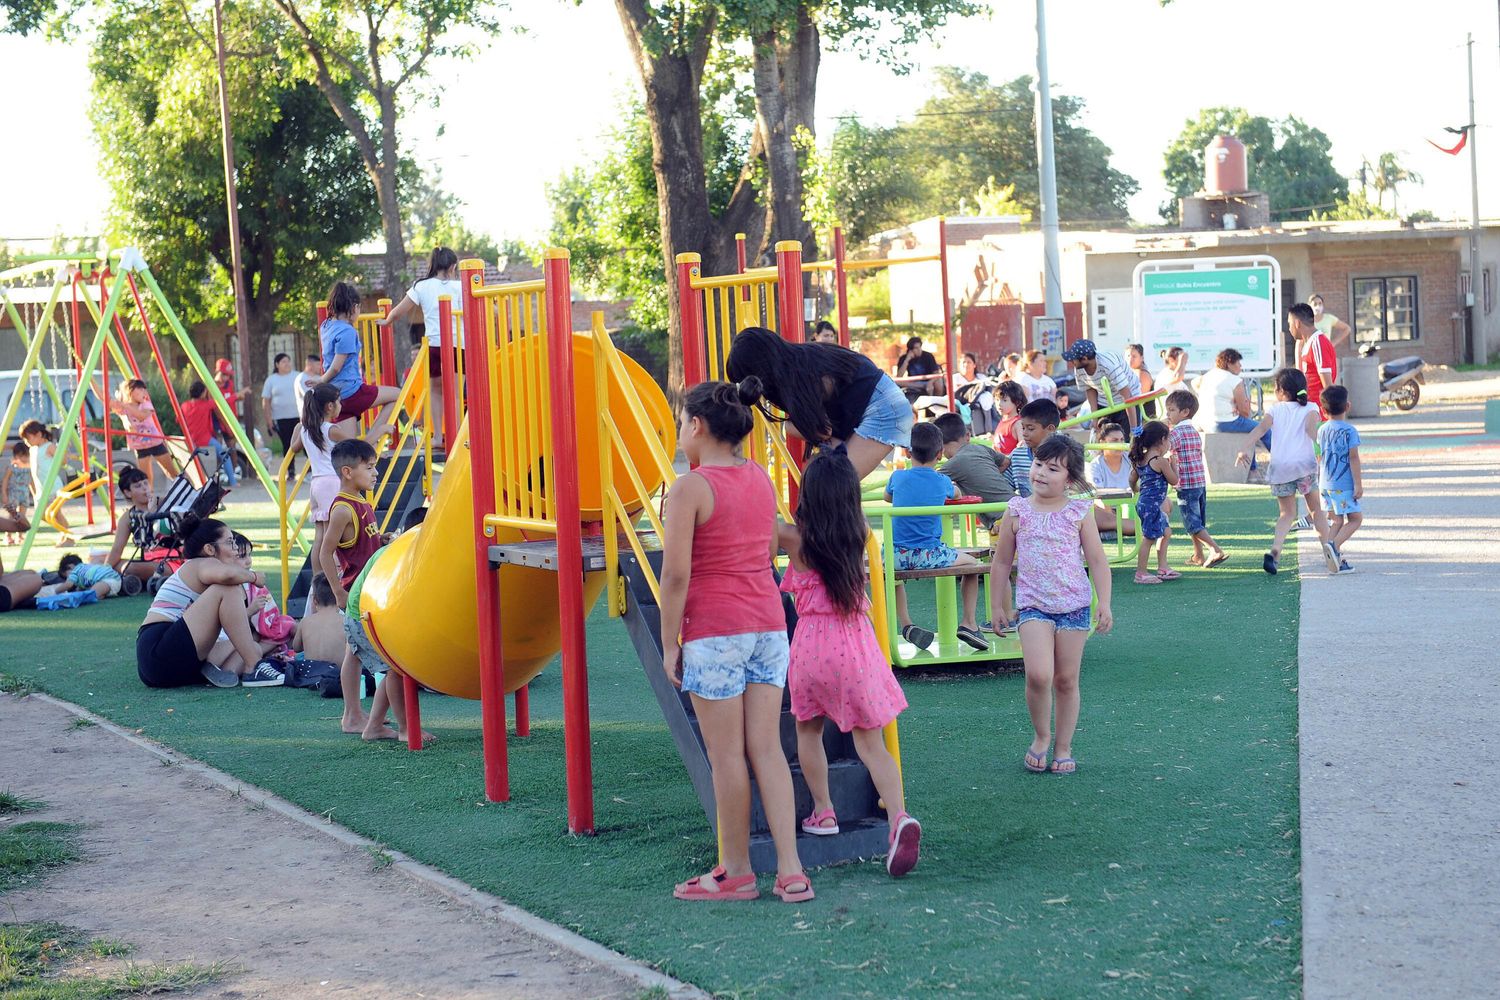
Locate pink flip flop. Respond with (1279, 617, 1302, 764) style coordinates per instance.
(887, 812, 922, 877)
(801, 808, 840, 837)
(673, 865, 759, 902)
(1156, 569, 1182, 581)
(1133, 572, 1163, 585)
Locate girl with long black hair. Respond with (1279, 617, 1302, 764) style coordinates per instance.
(725, 327, 912, 480)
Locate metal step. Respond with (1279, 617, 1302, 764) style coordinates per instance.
(487, 533, 659, 573)
(618, 549, 891, 873)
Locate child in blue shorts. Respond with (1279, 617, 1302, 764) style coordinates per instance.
(1317, 385, 1362, 573)
(885, 422, 988, 652)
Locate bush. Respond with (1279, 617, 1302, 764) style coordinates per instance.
(609, 325, 668, 389)
(847, 270, 890, 321)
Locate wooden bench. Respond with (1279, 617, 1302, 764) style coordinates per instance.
(893, 561, 989, 582)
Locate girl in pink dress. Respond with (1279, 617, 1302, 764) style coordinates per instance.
(778, 449, 921, 877)
(990, 435, 1114, 776)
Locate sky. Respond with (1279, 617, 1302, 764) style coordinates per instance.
(1, 0, 1496, 248)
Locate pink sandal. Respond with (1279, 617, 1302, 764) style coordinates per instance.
(773, 871, 815, 903)
(1133, 572, 1162, 585)
(887, 812, 922, 878)
(1156, 568, 1182, 581)
(801, 808, 839, 836)
(673, 865, 759, 902)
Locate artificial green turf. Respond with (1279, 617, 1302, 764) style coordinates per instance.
(0, 488, 1302, 998)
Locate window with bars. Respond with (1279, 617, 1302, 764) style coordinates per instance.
(1351, 276, 1417, 343)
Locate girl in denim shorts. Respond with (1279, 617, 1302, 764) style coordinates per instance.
(658, 377, 812, 904)
(990, 435, 1113, 776)
(726, 326, 913, 481)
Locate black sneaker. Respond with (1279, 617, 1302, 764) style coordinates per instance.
(1263, 551, 1279, 576)
(956, 625, 989, 652)
(900, 624, 935, 650)
(201, 663, 239, 688)
(241, 661, 285, 688)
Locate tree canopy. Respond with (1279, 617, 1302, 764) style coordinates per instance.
(1161, 107, 1345, 221)
(90, 0, 380, 387)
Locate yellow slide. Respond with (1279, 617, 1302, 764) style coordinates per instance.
(357, 334, 674, 700)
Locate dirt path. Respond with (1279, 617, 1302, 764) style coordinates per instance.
(0, 692, 688, 1000)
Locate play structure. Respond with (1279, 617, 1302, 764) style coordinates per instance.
(1, 250, 273, 569)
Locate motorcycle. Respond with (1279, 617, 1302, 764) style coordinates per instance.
(1357, 344, 1425, 411)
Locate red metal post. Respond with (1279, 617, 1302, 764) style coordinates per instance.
(675, 253, 707, 389)
(544, 248, 594, 835)
(774, 241, 806, 500)
(316, 301, 329, 327)
(378, 299, 396, 387)
(735, 232, 749, 301)
(124, 274, 206, 485)
(833, 226, 851, 348)
(402, 671, 422, 751)
(514, 685, 530, 738)
(438, 295, 458, 447)
(71, 274, 95, 524)
(460, 259, 509, 802)
(938, 217, 957, 412)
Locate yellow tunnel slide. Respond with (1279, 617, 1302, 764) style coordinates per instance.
(358, 334, 675, 700)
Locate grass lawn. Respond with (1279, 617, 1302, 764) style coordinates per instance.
(1, 487, 1302, 998)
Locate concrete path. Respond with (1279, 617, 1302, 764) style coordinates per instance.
(1297, 402, 1500, 998)
(0, 692, 699, 1000)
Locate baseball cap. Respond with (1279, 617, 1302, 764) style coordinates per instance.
(1061, 339, 1096, 361)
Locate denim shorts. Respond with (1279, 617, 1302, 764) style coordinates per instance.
(1137, 501, 1169, 540)
(1018, 606, 1091, 631)
(1176, 486, 1207, 535)
(343, 611, 388, 671)
(895, 543, 960, 571)
(681, 630, 789, 700)
(853, 375, 914, 450)
(1321, 487, 1362, 517)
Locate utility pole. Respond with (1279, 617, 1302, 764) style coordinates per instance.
(1466, 32, 1481, 364)
(1033, 0, 1063, 320)
(213, 0, 256, 434)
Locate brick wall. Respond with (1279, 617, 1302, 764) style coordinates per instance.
(1309, 249, 1461, 364)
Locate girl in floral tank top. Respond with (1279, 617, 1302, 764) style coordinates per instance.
(990, 435, 1113, 777)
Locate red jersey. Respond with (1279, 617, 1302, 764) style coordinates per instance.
(678, 462, 786, 643)
(179, 398, 218, 450)
(995, 414, 1021, 454)
(1300, 332, 1338, 405)
(329, 490, 382, 588)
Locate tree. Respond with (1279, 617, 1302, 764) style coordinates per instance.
(962, 176, 1032, 221)
(1314, 189, 1396, 222)
(91, 0, 380, 414)
(268, 0, 504, 300)
(402, 166, 502, 263)
(1161, 107, 1345, 221)
(611, 0, 978, 394)
(1372, 152, 1422, 216)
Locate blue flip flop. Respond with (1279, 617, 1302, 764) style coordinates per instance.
(1023, 748, 1049, 773)
(1049, 757, 1077, 775)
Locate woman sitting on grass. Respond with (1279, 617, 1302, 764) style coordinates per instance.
(135, 514, 282, 689)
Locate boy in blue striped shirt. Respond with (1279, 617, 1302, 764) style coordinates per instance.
(1009, 399, 1061, 497)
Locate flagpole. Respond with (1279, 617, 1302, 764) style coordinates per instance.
(1466, 32, 1480, 364)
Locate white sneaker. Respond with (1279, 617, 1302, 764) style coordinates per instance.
(1290, 515, 1312, 532)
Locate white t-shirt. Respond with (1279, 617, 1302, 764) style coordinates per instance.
(294, 371, 316, 411)
(1017, 372, 1056, 404)
(1266, 401, 1318, 485)
(1194, 367, 1242, 428)
(262, 371, 300, 421)
(1154, 367, 1193, 397)
(300, 422, 336, 480)
(405, 277, 464, 348)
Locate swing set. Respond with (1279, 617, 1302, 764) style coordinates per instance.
(0, 249, 279, 570)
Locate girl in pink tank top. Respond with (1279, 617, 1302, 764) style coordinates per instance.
(660, 378, 811, 904)
(990, 435, 1114, 777)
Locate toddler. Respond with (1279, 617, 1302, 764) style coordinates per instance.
(1317, 385, 1361, 573)
(2, 442, 32, 543)
(991, 380, 1027, 454)
(779, 450, 922, 877)
(56, 553, 125, 599)
(293, 572, 350, 664)
(884, 422, 987, 653)
(990, 434, 1113, 775)
(1163, 391, 1227, 567)
(1235, 368, 1340, 576)
(1129, 421, 1178, 584)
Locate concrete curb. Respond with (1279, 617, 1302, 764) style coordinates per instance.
(29, 692, 707, 1000)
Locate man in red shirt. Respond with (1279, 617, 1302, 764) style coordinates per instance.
(1288, 302, 1337, 407)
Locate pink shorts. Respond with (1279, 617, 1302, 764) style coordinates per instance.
(310, 475, 340, 523)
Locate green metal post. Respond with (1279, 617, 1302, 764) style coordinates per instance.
(0, 290, 68, 432)
(14, 268, 129, 569)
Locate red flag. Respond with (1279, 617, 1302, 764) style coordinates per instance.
(1428, 126, 1470, 156)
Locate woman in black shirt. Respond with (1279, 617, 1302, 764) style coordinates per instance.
(725, 327, 914, 480)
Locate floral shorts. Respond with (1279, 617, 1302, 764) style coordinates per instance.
(1018, 606, 1091, 631)
(1271, 474, 1316, 498)
(894, 543, 960, 571)
(680, 630, 789, 700)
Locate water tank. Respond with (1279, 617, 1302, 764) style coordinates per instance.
(1204, 135, 1248, 194)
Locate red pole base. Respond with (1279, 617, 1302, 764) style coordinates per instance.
(402, 671, 422, 751)
(514, 684, 530, 737)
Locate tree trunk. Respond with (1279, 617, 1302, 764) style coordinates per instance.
(751, 10, 819, 261)
(375, 91, 408, 301)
